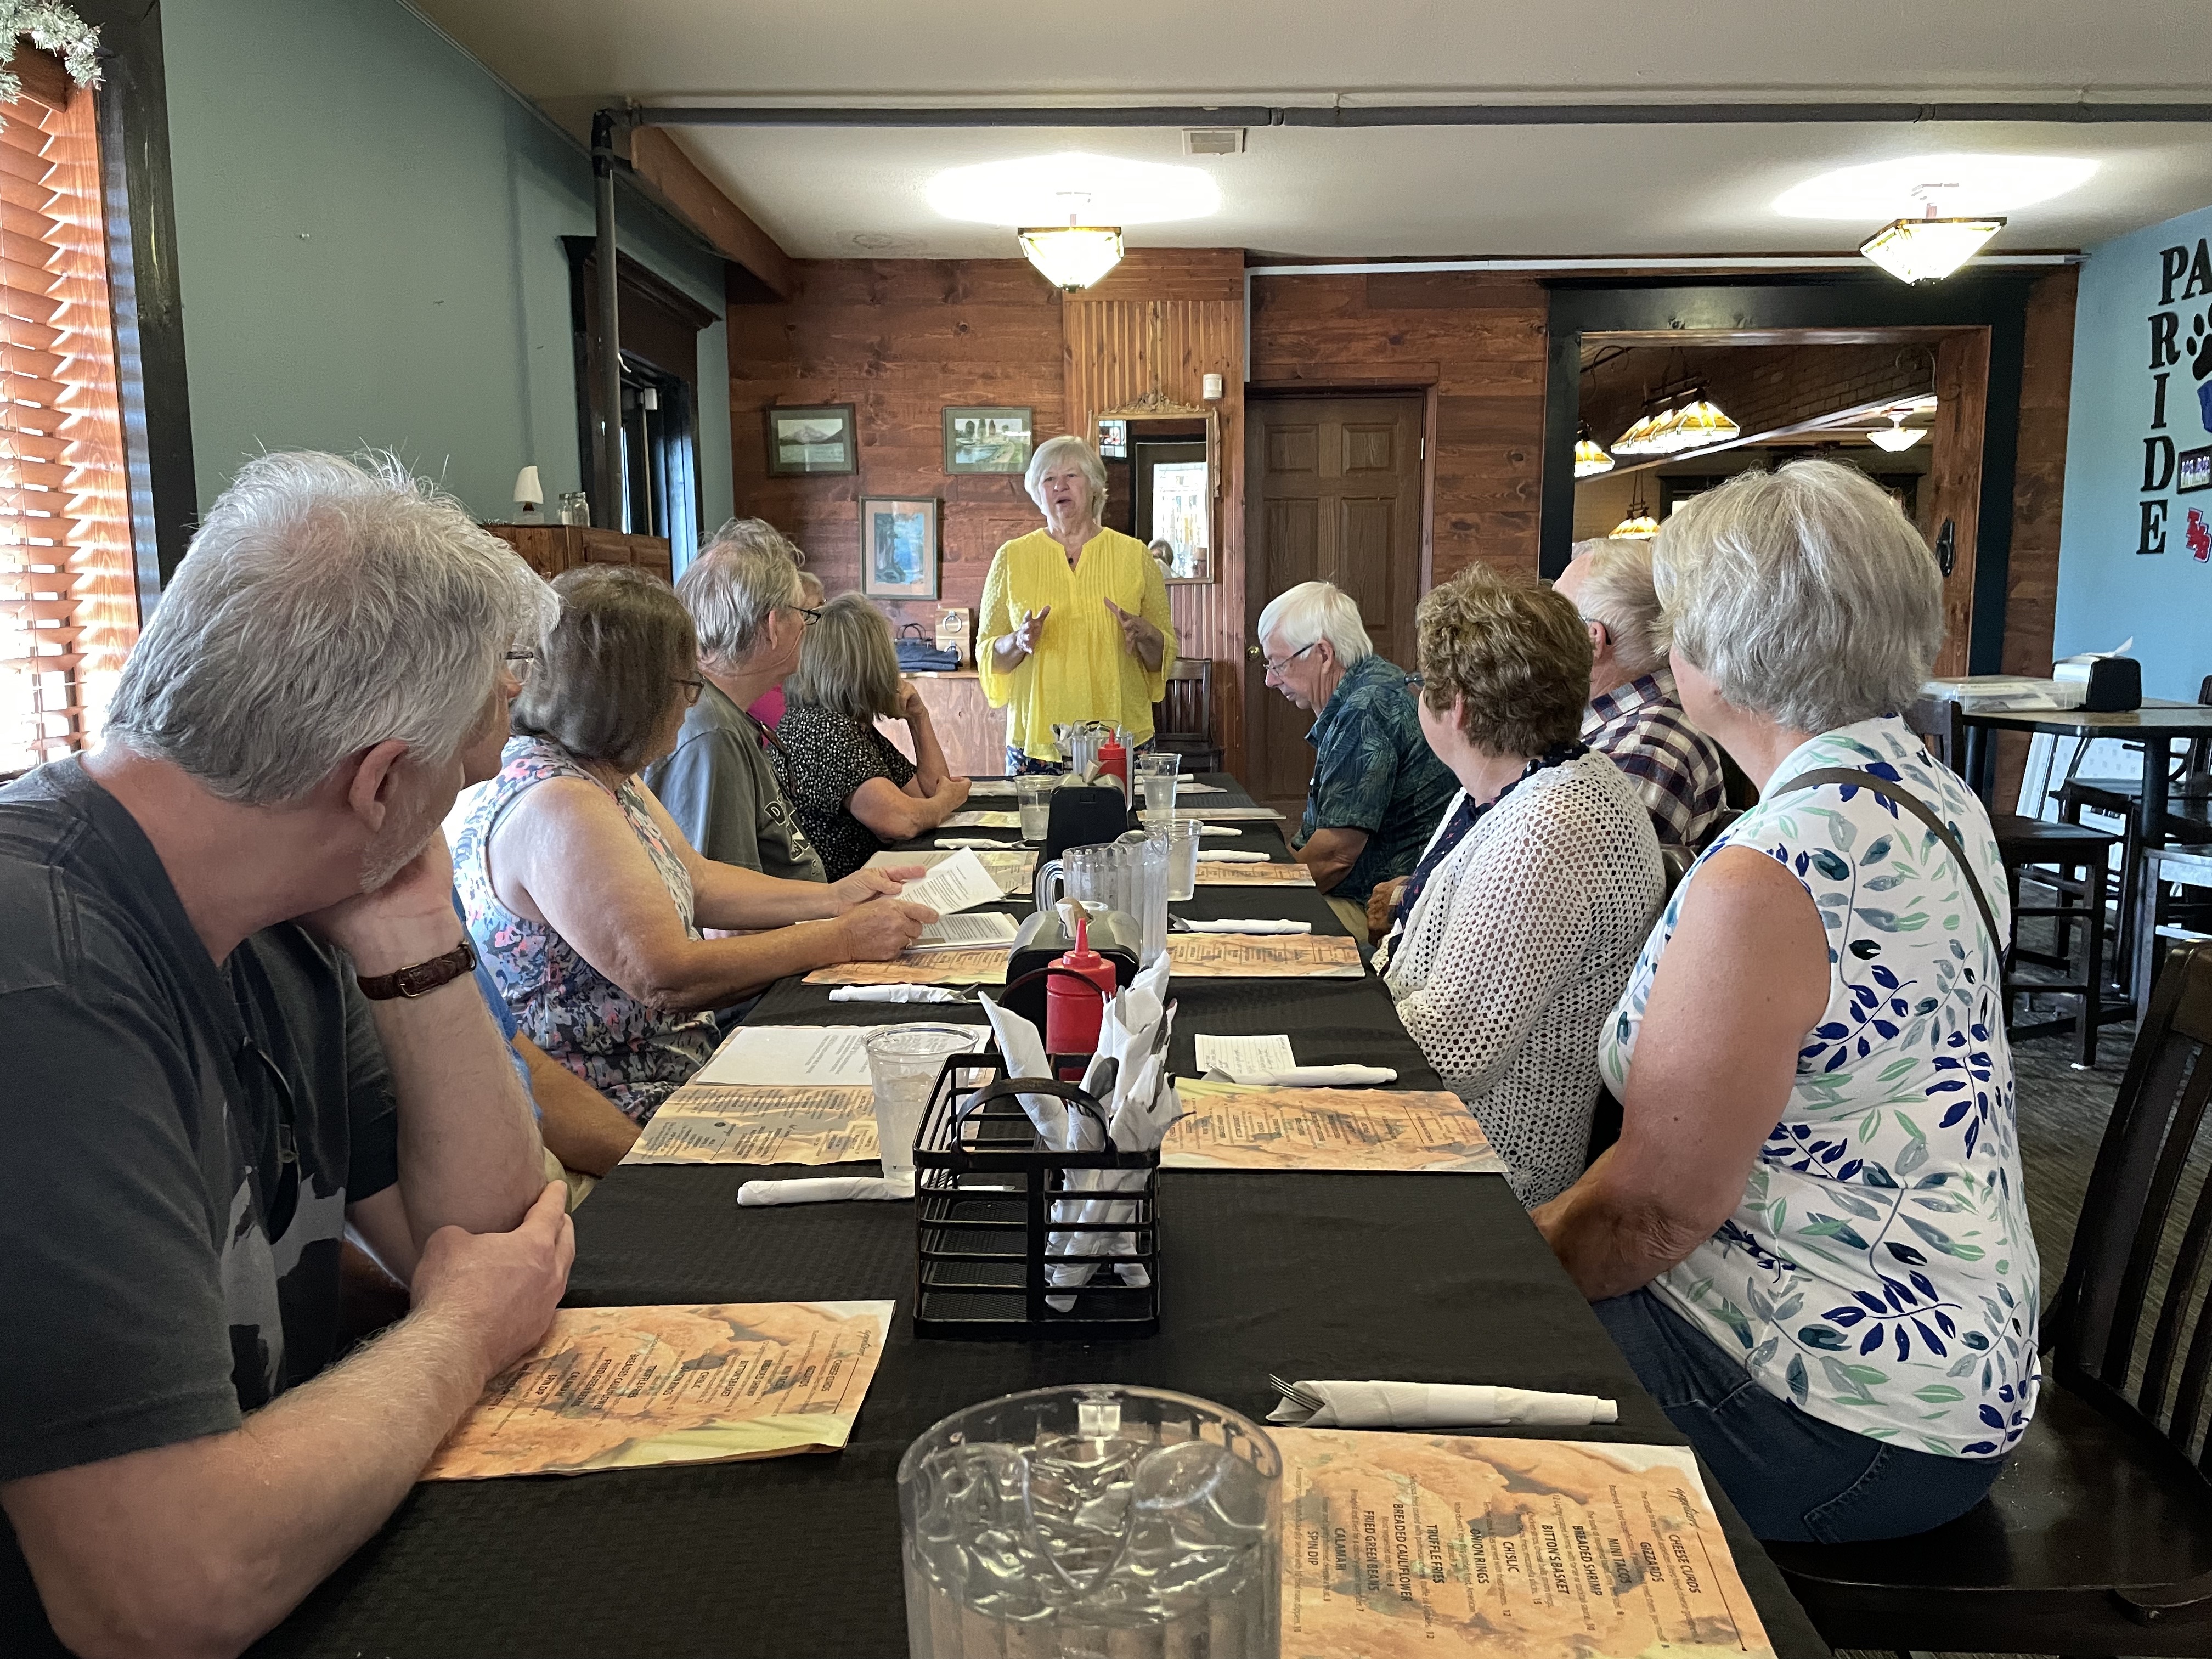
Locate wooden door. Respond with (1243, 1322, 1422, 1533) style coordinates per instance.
(1243, 394, 1425, 807)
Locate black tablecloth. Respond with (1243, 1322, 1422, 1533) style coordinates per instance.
(249, 777, 1826, 1659)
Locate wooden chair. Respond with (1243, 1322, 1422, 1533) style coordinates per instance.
(1152, 657, 1222, 773)
(1909, 696, 2118, 1066)
(1765, 940, 2212, 1655)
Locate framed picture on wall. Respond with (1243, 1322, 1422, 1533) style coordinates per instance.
(860, 496, 940, 600)
(943, 406, 1034, 474)
(764, 404, 857, 475)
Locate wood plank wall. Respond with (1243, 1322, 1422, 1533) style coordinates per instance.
(1245, 274, 1550, 584)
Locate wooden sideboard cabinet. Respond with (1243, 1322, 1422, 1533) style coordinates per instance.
(482, 523, 673, 585)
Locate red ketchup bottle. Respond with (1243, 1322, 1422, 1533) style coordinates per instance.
(1045, 910, 1116, 1076)
(1096, 730, 1130, 798)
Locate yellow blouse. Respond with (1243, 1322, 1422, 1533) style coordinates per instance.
(977, 527, 1177, 761)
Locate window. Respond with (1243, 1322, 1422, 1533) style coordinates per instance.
(1, 47, 136, 775)
(618, 354, 699, 562)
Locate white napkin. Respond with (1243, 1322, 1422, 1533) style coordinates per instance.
(737, 1175, 915, 1206)
(935, 836, 1016, 849)
(1197, 850, 1272, 864)
(828, 984, 968, 1003)
(1223, 1064, 1398, 1087)
(1180, 918, 1311, 935)
(1267, 1381, 1619, 1429)
(1200, 825, 1243, 837)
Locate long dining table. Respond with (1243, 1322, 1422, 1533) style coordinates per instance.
(252, 774, 1828, 1659)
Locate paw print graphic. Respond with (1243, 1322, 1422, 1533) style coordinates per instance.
(2194, 311, 2212, 380)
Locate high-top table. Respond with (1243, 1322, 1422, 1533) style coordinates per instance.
(249, 776, 1827, 1659)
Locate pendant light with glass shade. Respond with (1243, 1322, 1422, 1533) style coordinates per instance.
(1018, 200, 1125, 291)
(1609, 485, 1660, 540)
(1573, 421, 1615, 477)
(1866, 411, 1927, 452)
(1859, 185, 2005, 285)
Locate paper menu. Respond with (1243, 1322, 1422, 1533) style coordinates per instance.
(420, 1302, 894, 1480)
(898, 848, 1006, 917)
(1197, 861, 1316, 887)
(867, 845, 1035, 895)
(1165, 1080, 1502, 1174)
(1193, 1032, 1297, 1075)
(1166, 933, 1363, 978)
(913, 911, 1019, 950)
(625, 1084, 878, 1166)
(1277, 1429, 1775, 1659)
(695, 1025, 875, 1087)
(805, 947, 1009, 986)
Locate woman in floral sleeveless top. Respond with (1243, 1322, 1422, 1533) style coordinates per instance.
(453, 567, 934, 1123)
(1535, 461, 2038, 1543)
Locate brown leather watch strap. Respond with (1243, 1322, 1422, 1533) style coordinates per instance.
(356, 938, 478, 1001)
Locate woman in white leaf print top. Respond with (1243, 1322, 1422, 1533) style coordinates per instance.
(1534, 460, 2038, 1544)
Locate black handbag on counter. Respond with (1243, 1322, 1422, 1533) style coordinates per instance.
(894, 622, 960, 674)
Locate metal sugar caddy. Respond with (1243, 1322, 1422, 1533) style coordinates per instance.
(910, 1026, 1163, 1340)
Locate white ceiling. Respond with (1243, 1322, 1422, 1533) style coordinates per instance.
(413, 0, 2212, 260)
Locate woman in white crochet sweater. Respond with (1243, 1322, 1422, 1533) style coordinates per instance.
(1376, 566, 1663, 1205)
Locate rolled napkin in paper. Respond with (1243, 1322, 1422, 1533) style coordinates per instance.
(737, 1174, 915, 1206)
(1267, 1380, 1618, 1429)
(1180, 917, 1312, 935)
(1198, 850, 1273, 864)
(828, 984, 967, 1003)
(1223, 1064, 1398, 1087)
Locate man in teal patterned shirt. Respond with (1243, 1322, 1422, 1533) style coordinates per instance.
(1257, 582, 1458, 940)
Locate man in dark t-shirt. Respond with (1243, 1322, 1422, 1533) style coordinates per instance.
(0, 453, 574, 1659)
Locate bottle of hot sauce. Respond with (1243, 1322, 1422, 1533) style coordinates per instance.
(1096, 729, 1130, 799)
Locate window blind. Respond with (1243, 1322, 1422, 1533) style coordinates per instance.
(1, 47, 135, 776)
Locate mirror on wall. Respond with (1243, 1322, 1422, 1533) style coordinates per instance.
(1098, 403, 1217, 584)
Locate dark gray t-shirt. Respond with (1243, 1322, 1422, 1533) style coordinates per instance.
(0, 761, 398, 1652)
(646, 681, 827, 884)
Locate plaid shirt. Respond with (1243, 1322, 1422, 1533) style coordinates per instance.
(1581, 671, 1727, 850)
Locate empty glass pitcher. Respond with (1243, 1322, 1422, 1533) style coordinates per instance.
(899, 1385, 1281, 1659)
(1034, 836, 1168, 967)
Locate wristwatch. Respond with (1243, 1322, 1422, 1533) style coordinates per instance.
(356, 938, 478, 1001)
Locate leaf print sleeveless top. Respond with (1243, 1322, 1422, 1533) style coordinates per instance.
(452, 736, 716, 1124)
(1599, 715, 2040, 1459)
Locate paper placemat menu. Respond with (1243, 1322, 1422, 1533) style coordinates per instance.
(805, 947, 1009, 987)
(1166, 933, 1363, 978)
(626, 1084, 878, 1165)
(1197, 860, 1316, 887)
(422, 1302, 895, 1480)
(867, 846, 1035, 894)
(1277, 1429, 1775, 1659)
(1166, 1080, 1502, 1173)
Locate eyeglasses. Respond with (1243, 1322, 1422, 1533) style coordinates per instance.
(1403, 672, 1426, 692)
(783, 604, 823, 627)
(676, 677, 706, 707)
(502, 648, 536, 681)
(1261, 640, 1318, 678)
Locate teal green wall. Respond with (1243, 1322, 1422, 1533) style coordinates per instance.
(160, 0, 733, 539)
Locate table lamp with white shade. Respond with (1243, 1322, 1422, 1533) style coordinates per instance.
(513, 465, 545, 524)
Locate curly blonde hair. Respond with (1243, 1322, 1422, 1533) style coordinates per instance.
(1414, 565, 1592, 757)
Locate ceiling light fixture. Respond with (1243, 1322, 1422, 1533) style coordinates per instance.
(1866, 412, 1927, 452)
(1019, 222, 1125, 290)
(1609, 486, 1659, 540)
(1859, 193, 2006, 284)
(1573, 422, 1615, 478)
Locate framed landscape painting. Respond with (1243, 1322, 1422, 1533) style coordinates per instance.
(943, 406, 1033, 475)
(764, 404, 857, 475)
(860, 496, 939, 600)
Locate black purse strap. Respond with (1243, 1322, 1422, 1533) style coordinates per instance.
(1768, 767, 2003, 957)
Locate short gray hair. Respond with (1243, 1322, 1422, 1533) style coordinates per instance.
(1024, 435, 1108, 517)
(784, 591, 900, 721)
(104, 452, 554, 805)
(1572, 540, 1668, 679)
(1256, 580, 1372, 668)
(1655, 459, 1942, 735)
(678, 520, 804, 666)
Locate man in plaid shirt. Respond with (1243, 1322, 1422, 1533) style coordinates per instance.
(1553, 541, 1727, 851)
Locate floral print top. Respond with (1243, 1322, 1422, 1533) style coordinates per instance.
(1600, 715, 2040, 1459)
(453, 736, 716, 1124)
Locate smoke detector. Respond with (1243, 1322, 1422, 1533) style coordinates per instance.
(1182, 128, 1246, 156)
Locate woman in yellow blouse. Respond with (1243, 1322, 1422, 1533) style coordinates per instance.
(978, 435, 1177, 772)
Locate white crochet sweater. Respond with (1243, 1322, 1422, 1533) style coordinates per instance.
(1379, 751, 1664, 1205)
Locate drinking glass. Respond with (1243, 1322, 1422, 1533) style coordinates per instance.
(1137, 751, 1179, 819)
(1015, 775, 1054, 844)
(1152, 815, 1201, 903)
(899, 1384, 1280, 1659)
(864, 1024, 977, 1181)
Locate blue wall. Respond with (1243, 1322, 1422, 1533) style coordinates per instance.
(2055, 200, 2212, 698)
(160, 0, 733, 538)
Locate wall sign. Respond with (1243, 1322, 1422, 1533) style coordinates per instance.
(2140, 235, 2212, 552)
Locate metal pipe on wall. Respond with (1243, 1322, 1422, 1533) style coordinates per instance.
(591, 109, 623, 529)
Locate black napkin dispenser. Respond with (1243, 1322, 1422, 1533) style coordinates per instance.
(1002, 906, 1140, 1027)
(2053, 653, 2142, 713)
(1041, 783, 1132, 864)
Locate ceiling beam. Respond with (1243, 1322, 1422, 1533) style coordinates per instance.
(628, 127, 797, 300)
